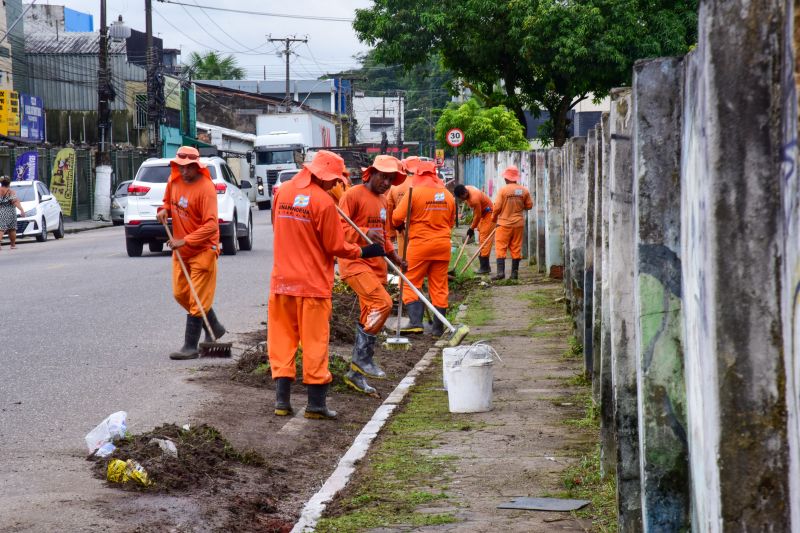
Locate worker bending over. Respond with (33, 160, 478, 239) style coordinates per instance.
(157, 146, 226, 360)
(392, 160, 455, 336)
(269, 150, 386, 419)
(492, 165, 533, 280)
(454, 184, 495, 275)
(339, 155, 408, 395)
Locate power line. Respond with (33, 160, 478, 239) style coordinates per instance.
(155, 0, 354, 22)
(190, 0, 267, 54)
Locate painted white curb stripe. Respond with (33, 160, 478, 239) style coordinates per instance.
(291, 346, 441, 533)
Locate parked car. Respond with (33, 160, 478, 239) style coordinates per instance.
(111, 180, 132, 226)
(269, 169, 300, 197)
(10, 180, 65, 242)
(123, 157, 254, 257)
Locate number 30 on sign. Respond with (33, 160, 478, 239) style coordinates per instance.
(446, 128, 465, 148)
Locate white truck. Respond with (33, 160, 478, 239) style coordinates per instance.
(253, 112, 337, 210)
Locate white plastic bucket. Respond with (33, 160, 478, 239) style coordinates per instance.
(444, 344, 497, 413)
(442, 344, 492, 390)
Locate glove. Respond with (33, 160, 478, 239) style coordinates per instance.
(361, 243, 386, 259)
(466, 228, 475, 240)
(394, 222, 406, 233)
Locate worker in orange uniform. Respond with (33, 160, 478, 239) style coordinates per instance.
(454, 184, 495, 275)
(270, 150, 386, 419)
(385, 156, 418, 252)
(339, 155, 408, 394)
(492, 165, 533, 280)
(156, 146, 227, 360)
(392, 160, 455, 337)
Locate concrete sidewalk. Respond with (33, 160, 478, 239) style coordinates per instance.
(63, 219, 114, 234)
(317, 262, 612, 532)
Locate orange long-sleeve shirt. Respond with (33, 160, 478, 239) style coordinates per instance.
(385, 180, 411, 239)
(465, 185, 493, 229)
(338, 184, 395, 280)
(271, 169, 362, 298)
(159, 167, 219, 259)
(492, 183, 533, 227)
(391, 174, 455, 262)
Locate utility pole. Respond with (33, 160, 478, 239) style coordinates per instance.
(396, 90, 404, 158)
(268, 36, 307, 110)
(97, 0, 110, 163)
(145, 0, 160, 155)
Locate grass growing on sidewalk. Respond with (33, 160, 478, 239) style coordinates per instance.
(316, 365, 463, 532)
(463, 288, 494, 326)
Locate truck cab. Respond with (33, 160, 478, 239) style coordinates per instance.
(253, 131, 305, 210)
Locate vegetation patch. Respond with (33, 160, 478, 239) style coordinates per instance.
(561, 446, 618, 533)
(317, 368, 464, 531)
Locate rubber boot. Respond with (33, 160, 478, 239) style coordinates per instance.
(431, 307, 448, 338)
(476, 256, 491, 275)
(351, 325, 386, 378)
(274, 377, 293, 416)
(304, 384, 337, 420)
(169, 315, 203, 360)
(344, 370, 377, 395)
(202, 307, 227, 343)
(400, 300, 425, 334)
(492, 258, 506, 281)
(511, 259, 521, 280)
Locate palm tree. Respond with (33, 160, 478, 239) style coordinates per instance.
(187, 51, 246, 80)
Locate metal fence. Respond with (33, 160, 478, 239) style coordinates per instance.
(0, 147, 150, 221)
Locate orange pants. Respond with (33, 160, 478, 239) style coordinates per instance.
(172, 248, 217, 317)
(345, 272, 393, 335)
(495, 225, 524, 260)
(402, 259, 449, 308)
(476, 216, 496, 258)
(268, 294, 332, 384)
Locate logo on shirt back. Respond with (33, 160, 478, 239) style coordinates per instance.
(434, 192, 445, 202)
(293, 194, 310, 208)
(379, 208, 386, 221)
(178, 196, 189, 208)
(514, 189, 524, 196)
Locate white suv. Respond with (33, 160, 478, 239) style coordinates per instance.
(124, 156, 254, 257)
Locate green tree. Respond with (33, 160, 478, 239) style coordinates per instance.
(187, 51, 245, 80)
(354, 0, 697, 147)
(435, 100, 529, 154)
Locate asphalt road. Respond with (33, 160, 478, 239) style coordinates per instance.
(0, 207, 274, 531)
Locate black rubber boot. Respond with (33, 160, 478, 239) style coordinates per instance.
(351, 325, 385, 378)
(274, 377, 293, 416)
(169, 315, 203, 360)
(511, 259, 521, 280)
(492, 258, 506, 281)
(344, 370, 377, 395)
(476, 256, 491, 275)
(401, 300, 425, 334)
(202, 308, 227, 342)
(431, 307, 448, 338)
(304, 384, 337, 420)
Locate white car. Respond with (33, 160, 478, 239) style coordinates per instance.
(111, 180, 132, 226)
(11, 180, 65, 242)
(270, 169, 300, 196)
(123, 156, 254, 257)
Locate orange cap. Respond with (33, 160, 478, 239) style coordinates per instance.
(502, 165, 521, 183)
(303, 150, 347, 183)
(402, 156, 421, 174)
(361, 155, 407, 185)
(170, 146, 207, 169)
(414, 160, 438, 178)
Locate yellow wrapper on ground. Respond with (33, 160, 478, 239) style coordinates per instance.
(106, 459, 152, 486)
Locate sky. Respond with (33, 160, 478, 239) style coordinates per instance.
(54, 0, 373, 80)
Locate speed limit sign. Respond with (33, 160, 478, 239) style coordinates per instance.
(446, 128, 465, 148)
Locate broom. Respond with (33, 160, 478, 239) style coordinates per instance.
(384, 187, 413, 350)
(447, 233, 470, 276)
(163, 221, 232, 357)
(459, 227, 498, 276)
(337, 206, 470, 347)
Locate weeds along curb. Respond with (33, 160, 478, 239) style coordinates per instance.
(290, 344, 442, 533)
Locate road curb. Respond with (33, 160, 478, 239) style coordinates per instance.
(64, 223, 115, 235)
(290, 344, 442, 533)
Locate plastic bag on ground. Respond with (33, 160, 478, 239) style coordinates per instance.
(149, 438, 178, 458)
(106, 459, 152, 486)
(94, 442, 116, 458)
(85, 411, 128, 453)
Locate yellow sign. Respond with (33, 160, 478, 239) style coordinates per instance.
(0, 90, 19, 136)
(50, 148, 76, 216)
(435, 149, 445, 166)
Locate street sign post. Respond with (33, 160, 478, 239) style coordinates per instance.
(446, 128, 465, 228)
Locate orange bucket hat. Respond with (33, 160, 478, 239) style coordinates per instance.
(501, 165, 521, 183)
(170, 146, 207, 169)
(402, 156, 421, 174)
(361, 155, 407, 185)
(303, 150, 347, 182)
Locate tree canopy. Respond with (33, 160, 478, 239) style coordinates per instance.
(435, 100, 530, 154)
(354, 0, 697, 146)
(187, 51, 245, 80)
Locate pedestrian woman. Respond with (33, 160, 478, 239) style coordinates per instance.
(0, 176, 25, 249)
